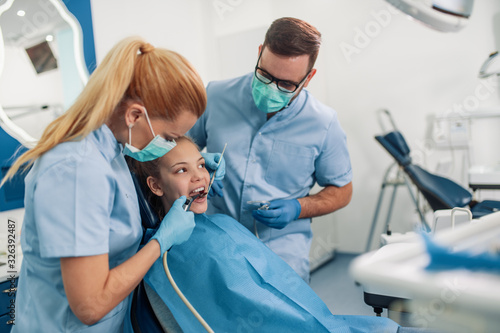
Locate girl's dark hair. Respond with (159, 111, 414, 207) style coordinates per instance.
(263, 17, 322, 70)
(128, 156, 165, 221)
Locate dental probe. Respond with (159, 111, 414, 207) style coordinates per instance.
(202, 143, 227, 198)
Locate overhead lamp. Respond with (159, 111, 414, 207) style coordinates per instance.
(385, 0, 474, 32)
(16, 9, 25, 17)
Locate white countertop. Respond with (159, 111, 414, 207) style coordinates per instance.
(469, 164, 500, 186)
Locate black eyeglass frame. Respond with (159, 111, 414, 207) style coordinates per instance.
(254, 50, 311, 94)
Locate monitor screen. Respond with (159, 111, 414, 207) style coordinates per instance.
(25, 41, 58, 74)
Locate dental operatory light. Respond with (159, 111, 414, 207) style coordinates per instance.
(16, 10, 25, 17)
(385, 0, 474, 32)
(478, 51, 500, 79)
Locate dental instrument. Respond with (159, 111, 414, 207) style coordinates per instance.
(202, 143, 227, 198)
(183, 194, 200, 211)
(247, 200, 270, 238)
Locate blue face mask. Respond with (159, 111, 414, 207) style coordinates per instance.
(251, 76, 294, 113)
(123, 108, 176, 162)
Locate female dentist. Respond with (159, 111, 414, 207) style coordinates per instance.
(1, 37, 211, 332)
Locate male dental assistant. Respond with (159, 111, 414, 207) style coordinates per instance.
(188, 17, 353, 282)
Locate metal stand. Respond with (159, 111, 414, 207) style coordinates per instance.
(365, 162, 429, 252)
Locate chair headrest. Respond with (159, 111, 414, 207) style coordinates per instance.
(375, 131, 412, 166)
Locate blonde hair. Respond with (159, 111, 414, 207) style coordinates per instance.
(1, 37, 206, 187)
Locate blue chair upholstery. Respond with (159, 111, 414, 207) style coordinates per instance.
(470, 200, 500, 218)
(375, 130, 500, 219)
(130, 280, 164, 333)
(128, 168, 165, 333)
(404, 164, 472, 211)
(375, 131, 412, 167)
(0, 126, 28, 212)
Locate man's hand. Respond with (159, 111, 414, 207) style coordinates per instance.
(252, 199, 301, 229)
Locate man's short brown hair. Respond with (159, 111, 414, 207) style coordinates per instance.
(263, 17, 322, 70)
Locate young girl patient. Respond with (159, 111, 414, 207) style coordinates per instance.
(131, 136, 400, 333)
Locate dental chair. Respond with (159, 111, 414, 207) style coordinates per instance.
(129, 168, 176, 333)
(363, 110, 500, 319)
(375, 130, 500, 218)
(367, 111, 500, 252)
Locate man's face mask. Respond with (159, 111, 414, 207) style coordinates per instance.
(251, 77, 295, 113)
(251, 50, 310, 113)
(123, 108, 176, 162)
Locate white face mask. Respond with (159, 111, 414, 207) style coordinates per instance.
(122, 108, 176, 162)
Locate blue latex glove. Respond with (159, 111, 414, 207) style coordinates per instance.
(252, 199, 301, 229)
(209, 179, 224, 198)
(201, 152, 226, 181)
(151, 196, 195, 255)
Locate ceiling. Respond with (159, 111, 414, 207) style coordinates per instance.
(0, 0, 68, 47)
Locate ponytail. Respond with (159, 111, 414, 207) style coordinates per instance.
(1, 37, 206, 187)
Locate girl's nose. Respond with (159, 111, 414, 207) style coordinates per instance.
(192, 168, 203, 182)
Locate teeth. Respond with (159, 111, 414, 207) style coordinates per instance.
(192, 187, 205, 193)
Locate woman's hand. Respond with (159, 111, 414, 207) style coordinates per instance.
(151, 196, 195, 255)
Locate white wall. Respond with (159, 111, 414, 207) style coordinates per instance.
(0, 44, 63, 106)
(90, 0, 500, 253)
(90, 0, 211, 83)
(0, 43, 64, 140)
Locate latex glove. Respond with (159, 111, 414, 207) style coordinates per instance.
(201, 152, 226, 181)
(151, 196, 195, 255)
(252, 199, 301, 229)
(208, 179, 224, 198)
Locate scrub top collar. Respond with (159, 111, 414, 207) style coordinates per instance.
(273, 89, 307, 121)
(95, 124, 123, 162)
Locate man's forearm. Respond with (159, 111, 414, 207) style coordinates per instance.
(297, 182, 352, 219)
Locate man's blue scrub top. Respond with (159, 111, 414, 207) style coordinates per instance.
(188, 72, 352, 280)
(13, 125, 142, 332)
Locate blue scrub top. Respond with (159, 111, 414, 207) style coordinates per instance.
(188, 73, 352, 280)
(13, 125, 142, 332)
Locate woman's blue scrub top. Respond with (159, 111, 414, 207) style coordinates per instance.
(13, 125, 142, 332)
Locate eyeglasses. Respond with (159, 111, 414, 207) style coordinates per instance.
(254, 51, 310, 93)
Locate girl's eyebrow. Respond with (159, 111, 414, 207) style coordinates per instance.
(169, 161, 187, 169)
(169, 157, 204, 169)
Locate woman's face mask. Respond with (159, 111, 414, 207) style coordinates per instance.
(123, 108, 177, 162)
